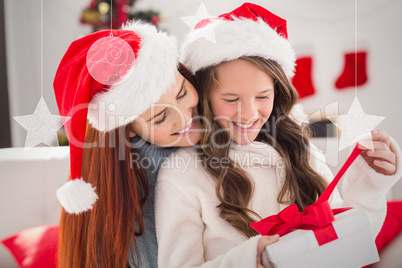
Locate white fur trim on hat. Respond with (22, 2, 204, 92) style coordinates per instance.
(87, 21, 179, 132)
(290, 103, 309, 125)
(56, 179, 98, 214)
(181, 18, 296, 77)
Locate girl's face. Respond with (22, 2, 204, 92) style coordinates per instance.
(130, 71, 202, 147)
(209, 59, 275, 145)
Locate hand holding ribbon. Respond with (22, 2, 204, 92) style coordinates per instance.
(251, 145, 362, 246)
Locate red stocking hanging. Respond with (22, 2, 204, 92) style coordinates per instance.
(335, 51, 368, 89)
(291, 56, 316, 99)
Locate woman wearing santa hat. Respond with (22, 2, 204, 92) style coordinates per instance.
(53, 21, 205, 267)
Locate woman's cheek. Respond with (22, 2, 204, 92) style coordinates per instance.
(151, 126, 172, 143)
(191, 88, 200, 106)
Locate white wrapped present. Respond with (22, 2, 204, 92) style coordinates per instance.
(262, 208, 379, 268)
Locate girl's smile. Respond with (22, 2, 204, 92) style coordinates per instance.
(231, 118, 260, 133)
(209, 59, 275, 145)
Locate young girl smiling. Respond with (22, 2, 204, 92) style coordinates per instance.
(155, 3, 401, 267)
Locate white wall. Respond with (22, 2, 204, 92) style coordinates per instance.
(4, 0, 402, 196)
(4, 0, 92, 148)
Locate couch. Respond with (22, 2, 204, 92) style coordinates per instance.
(0, 140, 401, 267)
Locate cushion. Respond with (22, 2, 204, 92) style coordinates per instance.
(375, 200, 402, 253)
(1, 224, 59, 268)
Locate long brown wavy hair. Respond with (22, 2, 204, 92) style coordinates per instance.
(195, 56, 328, 238)
(58, 63, 195, 267)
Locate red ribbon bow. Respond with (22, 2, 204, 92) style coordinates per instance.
(251, 145, 362, 246)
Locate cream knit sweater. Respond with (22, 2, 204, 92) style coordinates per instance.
(155, 140, 402, 268)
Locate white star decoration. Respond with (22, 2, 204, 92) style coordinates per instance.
(180, 2, 218, 43)
(14, 97, 70, 150)
(329, 97, 384, 151)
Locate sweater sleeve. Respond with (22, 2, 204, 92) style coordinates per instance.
(341, 137, 402, 238)
(311, 138, 402, 238)
(155, 180, 261, 268)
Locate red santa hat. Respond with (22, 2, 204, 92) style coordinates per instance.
(53, 21, 178, 214)
(181, 2, 296, 78)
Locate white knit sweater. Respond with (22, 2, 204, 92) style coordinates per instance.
(155, 140, 402, 268)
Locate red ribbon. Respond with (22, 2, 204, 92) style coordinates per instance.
(250, 145, 362, 246)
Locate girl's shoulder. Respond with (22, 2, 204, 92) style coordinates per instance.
(156, 147, 216, 200)
(161, 146, 199, 164)
(157, 146, 205, 181)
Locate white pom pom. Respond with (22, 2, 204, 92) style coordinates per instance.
(56, 179, 98, 214)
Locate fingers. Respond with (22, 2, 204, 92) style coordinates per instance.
(260, 250, 272, 268)
(366, 148, 396, 164)
(357, 129, 391, 150)
(358, 140, 394, 164)
(257, 235, 280, 268)
(258, 234, 280, 248)
(357, 129, 397, 175)
(372, 159, 397, 175)
(371, 129, 391, 147)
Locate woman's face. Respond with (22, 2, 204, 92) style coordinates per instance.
(130, 71, 202, 147)
(209, 59, 275, 145)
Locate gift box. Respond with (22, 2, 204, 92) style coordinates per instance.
(261, 208, 379, 268)
(251, 145, 380, 268)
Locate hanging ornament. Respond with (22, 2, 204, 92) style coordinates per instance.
(180, 2, 217, 44)
(14, 97, 70, 149)
(328, 96, 384, 151)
